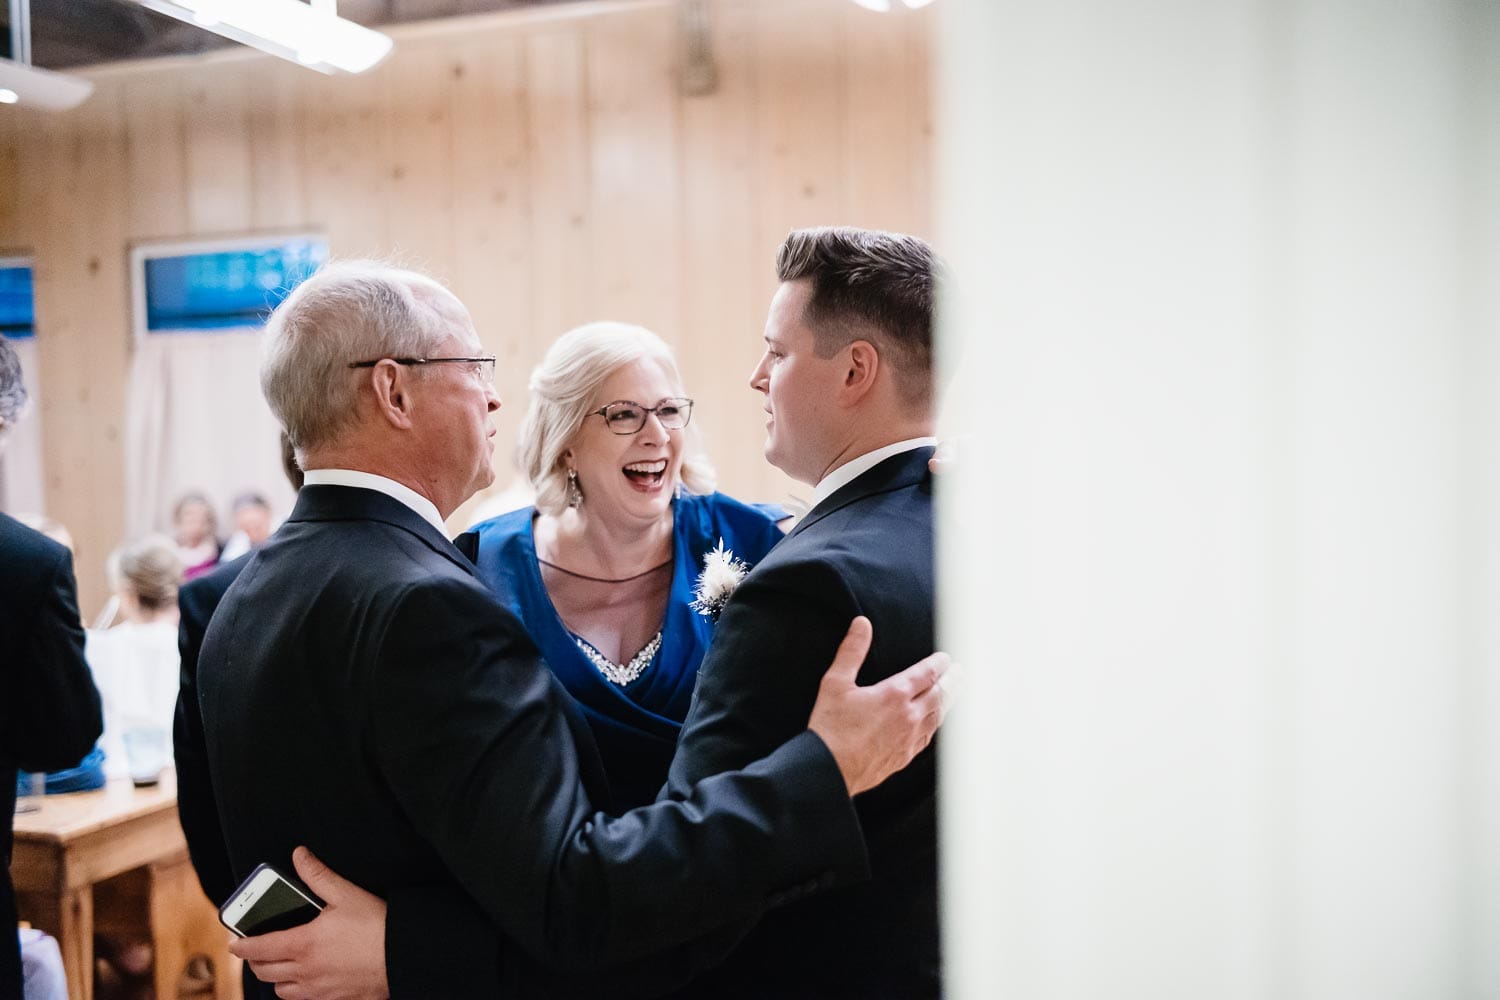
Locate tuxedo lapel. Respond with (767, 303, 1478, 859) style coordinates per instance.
(290, 485, 477, 579)
(786, 446, 935, 542)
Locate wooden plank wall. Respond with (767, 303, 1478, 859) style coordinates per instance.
(0, 0, 934, 614)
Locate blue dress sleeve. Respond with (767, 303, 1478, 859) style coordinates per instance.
(678, 492, 787, 572)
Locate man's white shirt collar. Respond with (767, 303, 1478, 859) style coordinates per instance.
(302, 469, 449, 537)
(809, 437, 938, 510)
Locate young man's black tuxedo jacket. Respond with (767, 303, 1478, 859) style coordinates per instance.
(0, 514, 103, 998)
(666, 445, 939, 999)
(194, 484, 869, 998)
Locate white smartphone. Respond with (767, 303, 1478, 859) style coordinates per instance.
(219, 863, 324, 938)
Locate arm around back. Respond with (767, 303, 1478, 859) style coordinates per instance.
(365, 574, 869, 973)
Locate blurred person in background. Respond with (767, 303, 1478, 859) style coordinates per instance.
(219, 493, 274, 562)
(89, 536, 183, 784)
(0, 333, 102, 1000)
(460, 322, 789, 808)
(170, 492, 220, 581)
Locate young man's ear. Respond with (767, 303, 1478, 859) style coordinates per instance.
(842, 340, 881, 402)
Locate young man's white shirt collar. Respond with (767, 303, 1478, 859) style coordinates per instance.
(809, 437, 938, 510)
(302, 469, 448, 537)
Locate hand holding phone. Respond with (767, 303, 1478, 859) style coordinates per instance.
(225, 847, 390, 1000)
(220, 862, 324, 938)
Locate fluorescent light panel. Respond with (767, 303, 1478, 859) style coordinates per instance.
(134, 0, 393, 74)
(0, 56, 94, 109)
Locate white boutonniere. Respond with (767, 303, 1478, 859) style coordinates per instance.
(691, 540, 749, 622)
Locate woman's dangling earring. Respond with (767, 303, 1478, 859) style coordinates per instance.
(567, 468, 583, 508)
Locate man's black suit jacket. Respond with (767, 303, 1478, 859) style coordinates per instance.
(666, 446, 938, 999)
(178, 553, 511, 997)
(196, 485, 869, 998)
(174, 553, 247, 907)
(0, 513, 103, 999)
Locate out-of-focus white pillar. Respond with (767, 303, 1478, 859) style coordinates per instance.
(935, 1, 1498, 997)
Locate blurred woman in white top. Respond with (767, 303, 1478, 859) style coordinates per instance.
(88, 536, 183, 781)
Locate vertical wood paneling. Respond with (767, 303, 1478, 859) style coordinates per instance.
(745, 0, 849, 505)
(182, 64, 253, 234)
(752, 0, 846, 254)
(676, 1, 773, 501)
(447, 32, 535, 522)
(121, 72, 189, 241)
(249, 62, 309, 232)
(584, 10, 681, 335)
(907, 8, 937, 238)
(841, 6, 926, 236)
(384, 42, 456, 277)
(0, 0, 934, 611)
(30, 83, 131, 613)
(0, 111, 24, 249)
(525, 28, 594, 342)
(302, 70, 390, 255)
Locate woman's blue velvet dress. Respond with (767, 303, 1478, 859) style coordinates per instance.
(468, 492, 785, 809)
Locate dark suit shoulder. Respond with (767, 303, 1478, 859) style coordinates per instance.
(0, 512, 71, 602)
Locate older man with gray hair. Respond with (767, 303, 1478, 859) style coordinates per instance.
(188, 261, 946, 998)
(1, 334, 103, 1000)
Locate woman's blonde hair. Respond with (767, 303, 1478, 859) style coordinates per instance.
(519, 322, 715, 515)
(108, 535, 184, 613)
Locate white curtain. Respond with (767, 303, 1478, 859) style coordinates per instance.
(0, 337, 47, 518)
(124, 329, 296, 542)
(937, 1, 1497, 998)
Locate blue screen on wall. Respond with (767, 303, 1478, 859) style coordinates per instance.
(0, 266, 35, 340)
(144, 240, 328, 332)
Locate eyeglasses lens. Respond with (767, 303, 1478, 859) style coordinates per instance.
(602, 399, 692, 434)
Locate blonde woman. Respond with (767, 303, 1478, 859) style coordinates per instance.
(462, 322, 787, 808)
(88, 535, 182, 782)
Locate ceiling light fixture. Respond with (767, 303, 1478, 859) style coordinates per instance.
(131, 0, 394, 75)
(0, 0, 95, 110)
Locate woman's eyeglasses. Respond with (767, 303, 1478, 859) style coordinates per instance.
(591, 398, 694, 435)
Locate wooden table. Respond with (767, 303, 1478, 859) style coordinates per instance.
(11, 774, 239, 1000)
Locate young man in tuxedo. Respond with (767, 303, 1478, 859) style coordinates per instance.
(663, 226, 943, 998)
(191, 261, 946, 998)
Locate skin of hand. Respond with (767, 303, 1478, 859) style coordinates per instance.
(228, 845, 390, 1000)
(806, 616, 950, 796)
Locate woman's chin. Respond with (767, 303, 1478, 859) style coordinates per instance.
(604, 479, 675, 522)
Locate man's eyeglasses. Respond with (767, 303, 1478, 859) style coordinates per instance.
(591, 398, 694, 435)
(347, 356, 497, 384)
